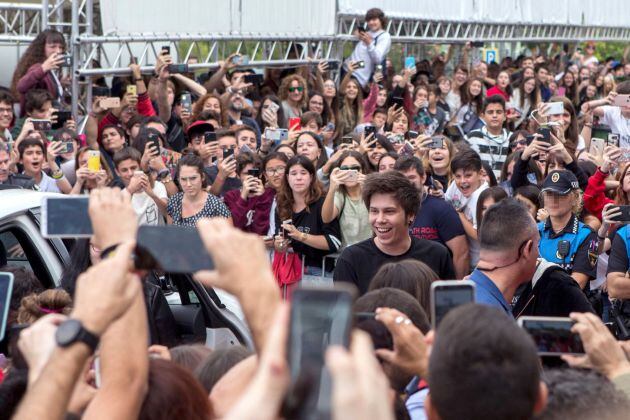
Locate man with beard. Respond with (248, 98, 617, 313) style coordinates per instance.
(224, 84, 261, 142)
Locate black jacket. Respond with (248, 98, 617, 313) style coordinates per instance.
(143, 276, 179, 348)
(513, 260, 594, 317)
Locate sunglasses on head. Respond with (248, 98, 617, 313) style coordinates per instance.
(288, 86, 304, 93)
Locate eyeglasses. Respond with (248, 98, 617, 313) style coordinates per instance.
(288, 86, 304, 93)
(340, 165, 361, 171)
(265, 166, 286, 175)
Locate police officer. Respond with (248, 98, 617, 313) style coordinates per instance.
(0, 145, 37, 190)
(607, 206, 630, 299)
(538, 170, 597, 290)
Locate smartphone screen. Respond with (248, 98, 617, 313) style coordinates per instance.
(431, 281, 475, 328)
(41, 196, 93, 238)
(135, 225, 213, 273)
(0, 272, 14, 341)
(591, 125, 612, 141)
(610, 205, 630, 222)
(519, 316, 584, 356)
(180, 92, 192, 112)
(287, 286, 356, 419)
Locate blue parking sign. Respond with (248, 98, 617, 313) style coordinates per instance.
(483, 48, 498, 63)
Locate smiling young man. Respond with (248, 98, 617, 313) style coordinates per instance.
(467, 95, 511, 178)
(333, 171, 455, 295)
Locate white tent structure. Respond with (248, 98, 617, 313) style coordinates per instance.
(0, 0, 629, 117)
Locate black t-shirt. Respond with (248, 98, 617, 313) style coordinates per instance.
(274, 197, 341, 271)
(410, 195, 465, 246)
(333, 236, 455, 295)
(427, 173, 449, 192)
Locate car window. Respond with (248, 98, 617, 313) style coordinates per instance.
(0, 230, 32, 271)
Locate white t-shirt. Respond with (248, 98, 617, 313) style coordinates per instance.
(346, 29, 391, 88)
(36, 171, 61, 193)
(131, 181, 167, 225)
(599, 106, 630, 148)
(445, 181, 489, 267)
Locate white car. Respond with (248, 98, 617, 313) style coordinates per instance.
(0, 188, 253, 350)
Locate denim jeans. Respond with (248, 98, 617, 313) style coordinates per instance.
(302, 265, 333, 287)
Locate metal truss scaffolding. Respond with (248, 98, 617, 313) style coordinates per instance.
(2, 2, 630, 119)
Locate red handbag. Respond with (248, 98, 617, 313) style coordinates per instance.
(272, 251, 302, 299)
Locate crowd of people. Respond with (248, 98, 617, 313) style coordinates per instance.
(3, 5, 630, 419)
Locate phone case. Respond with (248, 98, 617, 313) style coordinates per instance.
(87, 150, 101, 172)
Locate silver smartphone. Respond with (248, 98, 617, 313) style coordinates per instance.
(430, 280, 476, 328)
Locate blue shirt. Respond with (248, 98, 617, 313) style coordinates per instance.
(470, 269, 513, 317)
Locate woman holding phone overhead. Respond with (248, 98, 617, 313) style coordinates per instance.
(274, 155, 341, 283)
(166, 154, 232, 226)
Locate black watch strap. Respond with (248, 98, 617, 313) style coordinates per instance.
(56, 319, 100, 353)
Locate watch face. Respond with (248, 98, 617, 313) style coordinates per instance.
(56, 319, 81, 346)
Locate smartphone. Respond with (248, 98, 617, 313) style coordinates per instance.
(243, 74, 264, 85)
(58, 141, 74, 154)
(180, 92, 192, 113)
(52, 111, 72, 130)
(430, 280, 476, 328)
(267, 102, 280, 113)
(0, 272, 14, 341)
(126, 85, 137, 96)
(161, 45, 170, 55)
(327, 61, 340, 71)
(41, 196, 92, 238)
(356, 61, 365, 68)
(613, 94, 630, 107)
(100, 97, 121, 109)
(471, 41, 485, 48)
(404, 56, 416, 69)
(407, 130, 419, 140)
(546, 101, 565, 115)
(232, 55, 250, 66)
(248, 168, 261, 178)
(609, 205, 630, 222)
(134, 225, 214, 273)
(31, 119, 52, 131)
(589, 137, 606, 156)
(92, 86, 110, 97)
(537, 127, 551, 143)
(286, 286, 356, 419)
(518, 316, 584, 356)
(429, 136, 444, 149)
(59, 54, 73, 67)
(264, 127, 288, 145)
(340, 135, 354, 145)
(343, 169, 358, 183)
(167, 64, 189, 74)
(591, 124, 612, 141)
(364, 125, 377, 138)
(223, 147, 234, 160)
(608, 133, 620, 148)
(400, 141, 415, 156)
(391, 96, 404, 108)
(289, 117, 301, 131)
(204, 131, 217, 144)
(388, 134, 404, 145)
(87, 150, 101, 173)
(357, 25, 366, 33)
(148, 133, 161, 155)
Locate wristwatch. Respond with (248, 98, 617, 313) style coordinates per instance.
(55, 319, 100, 353)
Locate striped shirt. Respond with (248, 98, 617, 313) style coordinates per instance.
(466, 126, 511, 178)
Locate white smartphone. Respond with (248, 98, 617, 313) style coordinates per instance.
(430, 280, 476, 328)
(546, 101, 565, 115)
(589, 137, 606, 157)
(612, 94, 630, 107)
(41, 196, 93, 238)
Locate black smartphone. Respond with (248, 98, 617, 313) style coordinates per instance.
(518, 316, 584, 356)
(41, 196, 92, 238)
(223, 147, 234, 160)
(286, 286, 356, 419)
(610, 205, 630, 222)
(357, 25, 366, 33)
(167, 64, 189, 74)
(243, 74, 264, 85)
(364, 125, 377, 138)
(31, 119, 52, 131)
(537, 127, 551, 143)
(391, 96, 404, 108)
(247, 168, 261, 178)
(408, 130, 419, 140)
(471, 41, 484, 48)
(148, 133, 161, 155)
(180, 92, 192, 113)
(134, 226, 213, 273)
(0, 272, 14, 341)
(204, 131, 217, 144)
(161, 45, 171, 55)
(340, 136, 354, 145)
(430, 280, 476, 328)
(52, 110, 72, 130)
(92, 86, 110, 97)
(327, 61, 339, 71)
(59, 54, 73, 67)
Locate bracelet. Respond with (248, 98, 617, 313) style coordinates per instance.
(301, 232, 308, 242)
(100, 243, 120, 260)
(584, 123, 593, 128)
(161, 176, 172, 184)
(52, 170, 64, 180)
